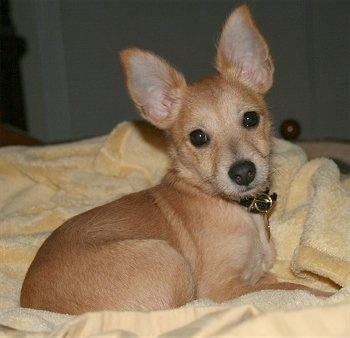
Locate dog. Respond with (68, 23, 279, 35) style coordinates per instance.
(20, 5, 327, 315)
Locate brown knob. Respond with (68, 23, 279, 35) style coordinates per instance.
(280, 119, 301, 140)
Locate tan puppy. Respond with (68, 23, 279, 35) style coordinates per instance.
(20, 5, 308, 315)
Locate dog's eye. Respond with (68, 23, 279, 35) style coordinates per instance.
(243, 111, 260, 128)
(190, 129, 209, 147)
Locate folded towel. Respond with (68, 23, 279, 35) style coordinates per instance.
(0, 121, 349, 335)
(269, 139, 350, 289)
(291, 158, 350, 286)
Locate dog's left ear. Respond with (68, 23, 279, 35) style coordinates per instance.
(120, 48, 186, 129)
(216, 5, 274, 94)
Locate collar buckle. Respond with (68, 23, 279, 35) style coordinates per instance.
(248, 192, 275, 213)
(239, 189, 277, 241)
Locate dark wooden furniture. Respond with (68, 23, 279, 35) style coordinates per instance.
(281, 119, 350, 175)
(0, 123, 40, 146)
(0, 0, 27, 131)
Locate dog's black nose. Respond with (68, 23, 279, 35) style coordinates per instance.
(228, 160, 256, 186)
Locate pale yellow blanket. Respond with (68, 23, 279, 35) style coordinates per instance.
(0, 121, 349, 337)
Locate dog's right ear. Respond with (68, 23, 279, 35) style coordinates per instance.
(120, 48, 186, 129)
(216, 5, 274, 94)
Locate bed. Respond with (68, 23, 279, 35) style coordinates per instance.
(0, 121, 349, 337)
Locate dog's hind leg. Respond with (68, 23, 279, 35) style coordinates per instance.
(21, 239, 195, 314)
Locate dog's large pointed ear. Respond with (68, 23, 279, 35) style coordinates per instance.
(216, 5, 274, 94)
(120, 48, 186, 129)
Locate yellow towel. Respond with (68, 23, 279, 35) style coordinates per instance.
(0, 121, 349, 335)
(268, 139, 350, 289)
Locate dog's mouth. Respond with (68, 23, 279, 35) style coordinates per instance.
(210, 180, 266, 203)
(225, 185, 266, 202)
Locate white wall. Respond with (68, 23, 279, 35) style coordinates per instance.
(12, 0, 350, 142)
